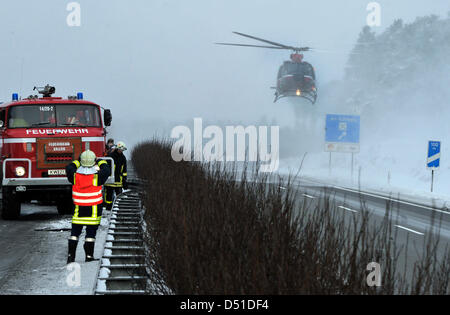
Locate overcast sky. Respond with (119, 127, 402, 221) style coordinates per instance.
(0, 0, 449, 149)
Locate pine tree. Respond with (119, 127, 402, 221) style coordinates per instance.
(345, 26, 376, 82)
(338, 14, 450, 117)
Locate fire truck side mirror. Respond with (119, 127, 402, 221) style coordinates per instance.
(0, 120, 4, 128)
(104, 109, 112, 127)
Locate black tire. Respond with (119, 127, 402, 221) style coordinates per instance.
(1, 187, 21, 220)
(57, 195, 74, 215)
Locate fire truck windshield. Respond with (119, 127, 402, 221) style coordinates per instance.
(7, 104, 101, 128)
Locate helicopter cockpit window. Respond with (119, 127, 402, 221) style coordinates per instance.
(303, 63, 315, 78)
(285, 63, 302, 75)
(283, 62, 315, 78)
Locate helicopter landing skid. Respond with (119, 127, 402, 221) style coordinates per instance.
(274, 92, 317, 104)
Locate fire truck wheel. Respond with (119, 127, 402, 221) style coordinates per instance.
(56, 197, 74, 215)
(1, 187, 21, 220)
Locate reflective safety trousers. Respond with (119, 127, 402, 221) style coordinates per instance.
(105, 164, 127, 188)
(72, 204, 102, 226)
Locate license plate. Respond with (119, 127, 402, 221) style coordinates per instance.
(48, 169, 66, 176)
(16, 186, 26, 192)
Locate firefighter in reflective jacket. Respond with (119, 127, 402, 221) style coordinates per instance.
(104, 141, 128, 210)
(66, 150, 111, 263)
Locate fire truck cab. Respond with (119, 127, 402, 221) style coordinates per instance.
(0, 85, 113, 220)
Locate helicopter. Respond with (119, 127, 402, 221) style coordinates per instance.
(216, 32, 318, 104)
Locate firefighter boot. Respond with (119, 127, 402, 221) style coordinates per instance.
(67, 237, 78, 264)
(83, 238, 97, 262)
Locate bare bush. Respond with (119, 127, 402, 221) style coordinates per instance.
(132, 140, 449, 295)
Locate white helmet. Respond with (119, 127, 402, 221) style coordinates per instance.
(80, 150, 96, 167)
(116, 141, 127, 151)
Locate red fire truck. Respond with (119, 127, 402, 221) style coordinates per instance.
(0, 85, 113, 220)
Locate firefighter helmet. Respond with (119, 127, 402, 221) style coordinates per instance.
(116, 141, 127, 151)
(80, 150, 96, 167)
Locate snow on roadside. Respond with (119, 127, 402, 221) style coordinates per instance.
(35, 217, 72, 231)
(99, 267, 111, 278)
(278, 155, 450, 209)
(96, 279, 107, 292)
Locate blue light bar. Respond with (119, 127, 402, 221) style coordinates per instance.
(12, 93, 19, 101)
(77, 92, 83, 100)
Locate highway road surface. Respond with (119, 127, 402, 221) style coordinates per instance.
(288, 177, 449, 287)
(0, 201, 108, 294)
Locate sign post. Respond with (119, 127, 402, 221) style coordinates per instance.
(427, 141, 441, 192)
(325, 114, 360, 181)
(351, 152, 354, 179)
(329, 152, 332, 176)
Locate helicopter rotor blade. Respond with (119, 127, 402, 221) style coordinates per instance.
(232, 32, 312, 52)
(232, 31, 295, 50)
(215, 43, 286, 49)
(310, 48, 363, 55)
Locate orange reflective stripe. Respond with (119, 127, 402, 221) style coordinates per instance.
(73, 196, 103, 205)
(73, 191, 102, 197)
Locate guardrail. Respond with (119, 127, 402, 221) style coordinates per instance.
(94, 189, 149, 294)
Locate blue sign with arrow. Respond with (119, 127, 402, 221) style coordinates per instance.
(325, 114, 360, 152)
(427, 141, 441, 169)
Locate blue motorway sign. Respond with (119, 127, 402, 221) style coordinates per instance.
(427, 141, 441, 169)
(325, 114, 360, 152)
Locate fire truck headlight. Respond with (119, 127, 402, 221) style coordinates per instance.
(15, 166, 26, 177)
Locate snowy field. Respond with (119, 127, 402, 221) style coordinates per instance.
(279, 151, 450, 210)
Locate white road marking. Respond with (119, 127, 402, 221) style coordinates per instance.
(394, 225, 424, 236)
(302, 194, 316, 199)
(332, 185, 450, 216)
(338, 206, 357, 213)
